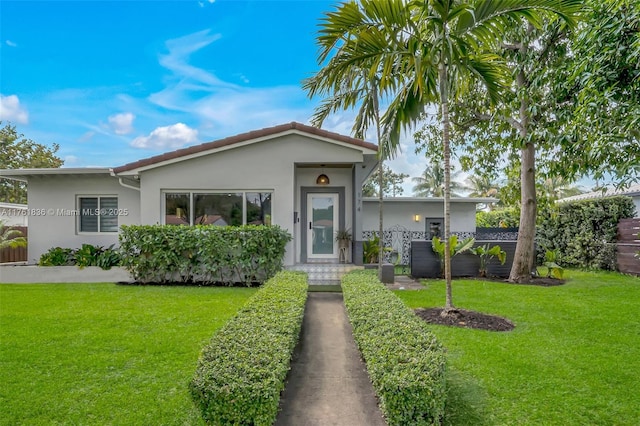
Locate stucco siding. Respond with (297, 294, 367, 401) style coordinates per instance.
(362, 200, 478, 233)
(25, 175, 140, 264)
(138, 134, 365, 265)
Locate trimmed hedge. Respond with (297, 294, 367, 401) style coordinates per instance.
(119, 224, 291, 285)
(537, 196, 636, 269)
(341, 270, 446, 425)
(190, 270, 307, 425)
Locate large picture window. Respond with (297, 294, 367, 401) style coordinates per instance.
(164, 191, 272, 226)
(78, 196, 118, 233)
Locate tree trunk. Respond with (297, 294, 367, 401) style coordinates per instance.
(509, 41, 536, 283)
(439, 56, 454, 312)
(377, 158, 384, 280)
(372, 81, 384, 281)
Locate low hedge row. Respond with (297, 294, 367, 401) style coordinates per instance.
(119, 224, 291, 285)
(342, 270, 447, 425)
(190, 270, 308, 425)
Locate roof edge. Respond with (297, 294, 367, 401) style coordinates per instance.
(113, 122, 378, 174)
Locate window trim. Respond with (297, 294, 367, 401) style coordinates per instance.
(76, 195, 119, 234)
(162, 190, 273, 226)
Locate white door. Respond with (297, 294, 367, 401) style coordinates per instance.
(307, 193, 339, 260)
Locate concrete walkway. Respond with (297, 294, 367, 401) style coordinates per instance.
(275, 292, 386, 426)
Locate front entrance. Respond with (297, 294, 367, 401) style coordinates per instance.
(307, 193, 339, 260)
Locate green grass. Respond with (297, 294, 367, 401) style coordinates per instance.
(0, 283, 256, 425)
(395, 270, 640, 425)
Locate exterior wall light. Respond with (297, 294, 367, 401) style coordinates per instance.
(316, 174, 330, 185)
(414, 214, 420, 222)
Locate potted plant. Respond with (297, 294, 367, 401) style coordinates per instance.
(335, 228, 352, 249)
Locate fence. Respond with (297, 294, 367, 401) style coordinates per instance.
(617, 218, 640, 276)
(0, 226, 28, 263)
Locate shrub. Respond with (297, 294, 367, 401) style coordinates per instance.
(39, 244, 121, 270)
(537, 196, 636, 270)
(38, 247, 74, 266)
(118, 225, 291, 285)
(476, 208, 520, 228)
(341, 270, 446, 425)
(190, 271, 307, 425)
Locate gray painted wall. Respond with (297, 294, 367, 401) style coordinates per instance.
(25, 175, 140, 263)
(137, 134, 370, 266)
(362, 199, 478, 233)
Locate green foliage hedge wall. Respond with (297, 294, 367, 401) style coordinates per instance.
(342, 270, 447, 425)
(118, 225, 291, 285)
(536, 196, 636, 270)
(190, 271, 307, 425)
(476, 208, 520, 228)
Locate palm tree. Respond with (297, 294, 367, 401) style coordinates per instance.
(304, 62, 399, 280)
(307, 0, 579, 313)
(412, 162, 465, 197)
(0, 220, 27, 251)
(540, 177, 584, 202)
(466, 175, 501, 209)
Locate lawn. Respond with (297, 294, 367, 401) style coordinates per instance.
(395, 270, 640, 425)
(0, 283, 256, 425)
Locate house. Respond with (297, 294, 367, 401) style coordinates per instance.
(559, 184, 640, 217)
(0, 122, 493, 272)
(361, 197, 495, 265)
(0, 123, 379, 266)
(0, 202, 28, 227)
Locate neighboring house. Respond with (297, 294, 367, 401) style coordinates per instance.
(559, 184, 640, 217)
(0, 123, 378, 265)
(0, 203, 28, 227)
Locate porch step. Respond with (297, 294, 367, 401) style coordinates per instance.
(286, 263, 363, 284)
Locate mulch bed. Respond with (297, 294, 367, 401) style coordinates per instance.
(415, 307, 515, 332)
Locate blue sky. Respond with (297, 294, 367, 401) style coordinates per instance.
(1, 0, 429, 193)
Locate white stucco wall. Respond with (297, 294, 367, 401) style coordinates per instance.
(137, 134, 367, 266)
(25, 175, 140, 264)
(362, 199, 478, 233)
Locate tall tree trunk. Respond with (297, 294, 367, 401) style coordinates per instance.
(439, 56, 454, 312)
(373, 82, 384, 281)
(509, 39, 536, 283)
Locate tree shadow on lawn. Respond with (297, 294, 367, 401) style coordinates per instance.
(443, 369, 489, 426)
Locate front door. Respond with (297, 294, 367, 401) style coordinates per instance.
(307, 193, 339, 260)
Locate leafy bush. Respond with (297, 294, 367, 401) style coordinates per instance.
(543, 248, 564, 279)
(190, 271, 307, 425)
(39, 244, 121, 270)
(341, 270, 446, 425)
(470, 243, 507, 277)
(432, 235, 475, 277)
(537, 196, 636, 270)
(476, 208, 520, 228)
(38, 247, 74, 266)
(119, 225, 291, 285)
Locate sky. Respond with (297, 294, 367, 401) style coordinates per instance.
(0, 0, 432, 194)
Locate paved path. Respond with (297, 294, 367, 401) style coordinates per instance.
(275, 292, 386, 426)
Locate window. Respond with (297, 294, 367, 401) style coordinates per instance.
(78, 196, 118, 233)
(425, 218, 443, 239)
(163, 191, 272, 226)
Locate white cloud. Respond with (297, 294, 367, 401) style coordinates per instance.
(5, 40, 17, 47)
(0, 94, 29, 124)
(108, 112, 135, 135)
(64, 155, 79, 165)
(131, 123, 198, 149)
(148, 30, 310, 136)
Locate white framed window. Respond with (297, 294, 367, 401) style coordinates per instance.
(78, 196, 119, 233)
(163, 191, 272, 226)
